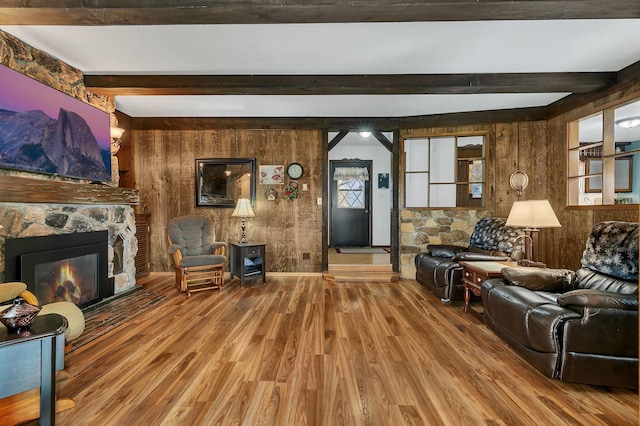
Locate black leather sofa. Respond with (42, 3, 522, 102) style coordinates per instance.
(415, 217, 524, 302)
(482, 221, 638, 389)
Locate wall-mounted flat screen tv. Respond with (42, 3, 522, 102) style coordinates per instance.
(0, 64, 111, 182)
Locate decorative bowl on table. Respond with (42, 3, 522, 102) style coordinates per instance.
(0, 297, 41, 334)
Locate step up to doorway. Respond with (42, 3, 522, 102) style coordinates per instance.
(323, 264, 399, 283)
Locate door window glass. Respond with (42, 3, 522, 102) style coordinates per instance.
(337, 178, 365, 209)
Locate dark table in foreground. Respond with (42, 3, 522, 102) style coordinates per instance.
(0, 314, 67, 425)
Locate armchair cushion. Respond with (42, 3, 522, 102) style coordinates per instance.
(179, 254, 226, 268)
(558, 289, 638, 312)
(167, 214, 220, 257)
(502, 267, 575, 292)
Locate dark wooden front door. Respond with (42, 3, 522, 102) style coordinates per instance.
(329, 160, 372, 247)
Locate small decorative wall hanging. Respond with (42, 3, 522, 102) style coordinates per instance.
(509, 170, 529, 196)
(259, 165, 284, 184)
(265, 188, 278, 202)
(283, 181, 299, 200)
(378, 173, 389, 189)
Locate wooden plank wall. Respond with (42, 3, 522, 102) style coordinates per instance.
(126, 129, 323, 273)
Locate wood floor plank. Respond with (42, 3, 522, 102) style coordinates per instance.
(26, 273, 636, 425)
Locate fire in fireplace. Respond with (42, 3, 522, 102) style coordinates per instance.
(4, 231, 112, 310)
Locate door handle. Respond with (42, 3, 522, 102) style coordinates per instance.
(365, 210, 369, 214)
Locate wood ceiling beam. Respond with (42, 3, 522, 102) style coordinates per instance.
(129, 107, 547, 131)
(1, 1, 639, 25)
(545, 60, 640, 119)
(85, 73, 615, 96)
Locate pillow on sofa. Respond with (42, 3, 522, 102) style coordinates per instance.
(502, 267, 574, 292)
(0, 282, 27, 304)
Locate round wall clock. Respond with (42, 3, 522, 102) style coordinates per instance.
(286, 162, 304, 179)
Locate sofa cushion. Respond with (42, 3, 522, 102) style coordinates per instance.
(575, 269, 639, 294)
(558, 289, 639, 311)
(581, 221, 638, 281)
(427, 244, 467, 258)
(502, 267, 574, 292)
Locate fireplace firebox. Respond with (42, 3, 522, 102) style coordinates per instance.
(4, 231, 112, 309)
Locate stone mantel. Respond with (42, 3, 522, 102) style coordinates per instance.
(0, 175, 138, 205)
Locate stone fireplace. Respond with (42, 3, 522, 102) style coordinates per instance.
(0, 201, 138, 303)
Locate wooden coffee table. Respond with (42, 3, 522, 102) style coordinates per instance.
(459, 261, 518, 313)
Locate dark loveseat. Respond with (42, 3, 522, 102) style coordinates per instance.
(415, 217, 524, 302)
(482, 221, 638, 388)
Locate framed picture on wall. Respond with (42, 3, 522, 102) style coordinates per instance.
(259, 165, 284, 184)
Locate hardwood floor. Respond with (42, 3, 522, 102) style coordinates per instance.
(52, 274, 637, 425)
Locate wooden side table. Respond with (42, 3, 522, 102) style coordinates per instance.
(230, 242, 267, 287)
(459, 261, 518, 313)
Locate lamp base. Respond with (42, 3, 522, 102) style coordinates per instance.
(238, 218, 248, 244)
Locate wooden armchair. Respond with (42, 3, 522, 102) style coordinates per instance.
(167, 215, 226, 296)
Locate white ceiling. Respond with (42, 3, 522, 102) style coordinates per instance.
(2, 20, 640, 118)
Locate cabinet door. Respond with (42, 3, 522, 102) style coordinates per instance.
(135, 214, 151, 279)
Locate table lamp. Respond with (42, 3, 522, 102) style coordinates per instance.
(232, 198, 255, 244)
(506, 199, 561, 261)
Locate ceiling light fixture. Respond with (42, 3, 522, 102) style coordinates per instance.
(358, 131, 372, 138)
(615, 116, 640, 129)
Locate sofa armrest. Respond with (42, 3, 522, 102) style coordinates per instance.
(452, 252, 511, 262)
(558, 289, 638, 311)
(427, 244, 467, 258)
(501, 267, 575, 292)
(560, 289, 638, 360)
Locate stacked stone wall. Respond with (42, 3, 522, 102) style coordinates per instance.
(400, 209, 491, 278)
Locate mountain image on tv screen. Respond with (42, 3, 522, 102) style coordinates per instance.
(0, 108, 110, 181)
(0, 64, 111, 182)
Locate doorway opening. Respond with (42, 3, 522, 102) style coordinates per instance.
(327, 131, 393, 269)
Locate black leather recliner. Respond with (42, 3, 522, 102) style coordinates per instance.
(482, 221, 639, 389)
(415, 217, 524, 302)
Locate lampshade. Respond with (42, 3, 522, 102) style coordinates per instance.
(506, 199, 561, 229)
(232, 198, 255, 218)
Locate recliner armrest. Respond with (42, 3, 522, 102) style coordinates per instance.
(427, 244, 467, 258)
(210, 242, 226, 253)
(168, 244, 184, 255)
(501, 267, 575, 292)
(558, 289, 638, 311)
